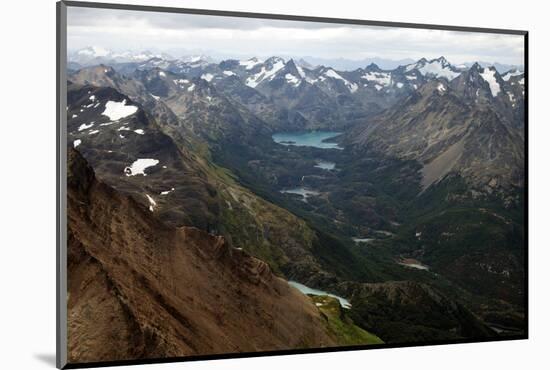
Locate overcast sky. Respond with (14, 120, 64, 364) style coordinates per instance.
(67, 6, 524, 66)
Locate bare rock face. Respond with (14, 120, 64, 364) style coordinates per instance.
(67, 149, 335, 364)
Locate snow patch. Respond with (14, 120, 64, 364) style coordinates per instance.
(124, 159, 159, 177)
(361, 71, 391, 86)
(502, 69, 523, 81)
(507, 92, 516, 104)
(145, 194, 157, 212)
(324, 69, 358, 92)
(73, 139, 81, 148)
(100, 121, 120, 127)
(296, 65, 306, 79)
(134, 129, 145, 135)
(88, 130, 99, 135)
(480, 68, 501, 97)
(396, 82, 404, 88)
(187, 84, 195, 92)
(174, 79, 189, 88)
(101, 99, 138, 121)
(78, 122, 94, 131)
(150, 94, 160, 101)
(285, 73, 301, 86)
(160, 187, 175, 195)
(222, 70, 235, 76)
(201, 73, 214, 82)
(437, 83, 446, 92)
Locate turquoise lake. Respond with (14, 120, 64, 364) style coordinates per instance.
(272, 131, 343, 149)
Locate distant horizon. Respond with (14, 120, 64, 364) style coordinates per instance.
(68, 7, 524, 67)
(68, 46, 524, 72)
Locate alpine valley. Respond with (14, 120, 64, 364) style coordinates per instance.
(66, 48, 525, 362)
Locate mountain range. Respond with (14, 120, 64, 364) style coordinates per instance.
(69, 47, 523, 73)
(65, 47, 526, 363)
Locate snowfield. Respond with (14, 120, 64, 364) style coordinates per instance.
(78, 123, 94, 131)
(362, 71, 391, 86)
(324, 69, 358, 93)
(246, 60, 285, 88)
(410, 59, 460, 80)
(201, 73, 214, 82)
(239, 58, 262, 70)
(101, 99, 138, 121)
(124, 159, 159, 177)
(480, 68, 501, 97)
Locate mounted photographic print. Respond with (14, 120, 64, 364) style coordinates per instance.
(56, 1, 528, 368)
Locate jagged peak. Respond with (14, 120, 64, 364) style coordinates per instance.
(265, 56, 286, 65)
(365, 63, 382, 72)
(468, 62, 484, 74)
(434, 56, 449, 64)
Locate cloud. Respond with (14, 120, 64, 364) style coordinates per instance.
(67, 6, 524, 65)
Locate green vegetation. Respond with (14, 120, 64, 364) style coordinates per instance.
(207, 131, 525, 338)
(311, 295, 383, 345)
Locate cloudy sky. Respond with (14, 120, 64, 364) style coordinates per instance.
(67, 6, 524, 66)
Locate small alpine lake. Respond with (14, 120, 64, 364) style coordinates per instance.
(288, 281, 351, 309)
(280, 187, 320, 202)
(314, 160, 336, 170)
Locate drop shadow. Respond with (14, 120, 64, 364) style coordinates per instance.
(34, 353, 56, 367)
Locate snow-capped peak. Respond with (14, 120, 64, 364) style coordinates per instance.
(405, 57, 460, 81)
(502, 69, 524, 82)
(239, 57, 263, 70)
(323, 68, 358, 93)
(182, 55, 213, 66)
(70, 47, 173, 65)
(245, 58, 285, 88)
